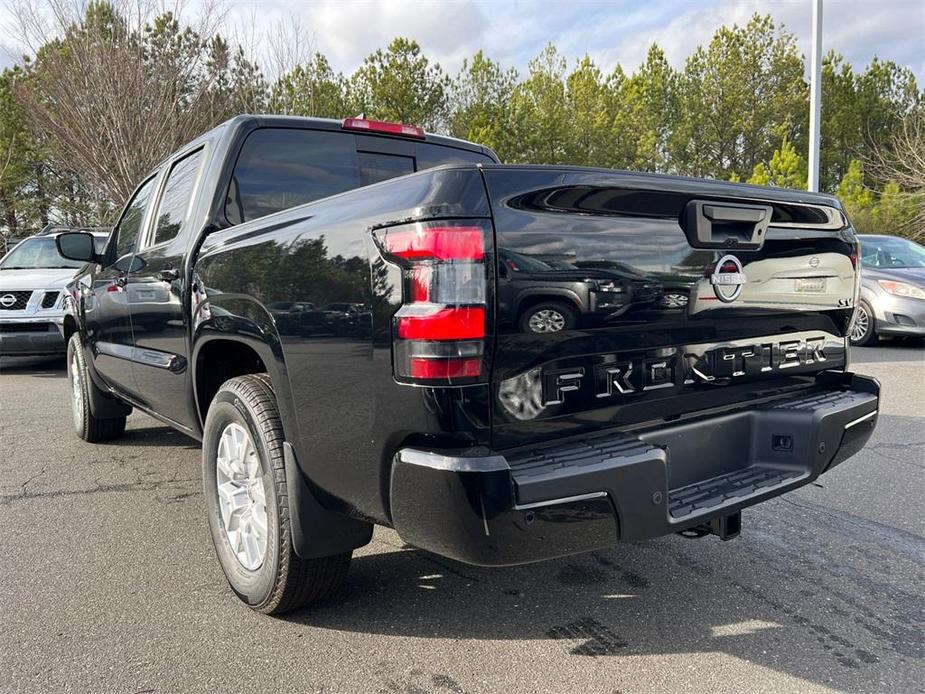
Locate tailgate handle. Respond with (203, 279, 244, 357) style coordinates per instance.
(683, 200, 773, 250)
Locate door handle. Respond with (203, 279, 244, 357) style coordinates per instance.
(156, 268, 180, 282)
(682, 200, 772, 250)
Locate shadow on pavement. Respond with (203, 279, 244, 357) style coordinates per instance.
(99, 424, 200, 449)
(0, 355, 66, 376)
(279, 498, 920, 691)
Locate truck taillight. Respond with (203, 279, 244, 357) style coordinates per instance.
(373, 221, 491, 384)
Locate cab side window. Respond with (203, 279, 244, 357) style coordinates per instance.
(152, 149, 203, 246)
(226, 129, 360, 224)
(114, 176, 157, 259)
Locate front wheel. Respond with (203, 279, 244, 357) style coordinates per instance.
(520, 301, 578, 334)
(67, 334, 127, 442)
(849, 300, 878, 346)
(202, 374, 351, 614)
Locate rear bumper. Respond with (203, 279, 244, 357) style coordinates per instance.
(390, 372, 879, 566)
(0, 318, 66, 355)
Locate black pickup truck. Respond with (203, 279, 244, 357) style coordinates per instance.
(56, 115, 879, 614)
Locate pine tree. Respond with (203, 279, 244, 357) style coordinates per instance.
(838, 160, 876, 231)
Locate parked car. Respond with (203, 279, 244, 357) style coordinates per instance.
(56, 115, 878, 615)
(688, 251, 855, 316)
(849, 234, 925, 345)
(0, 225, 108, 355)
(319, 302, 368, 335)
(497, 250, 662, 332)
(267, 301, 326, 336)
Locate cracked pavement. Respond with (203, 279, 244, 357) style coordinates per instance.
(0, 342, 922, 693)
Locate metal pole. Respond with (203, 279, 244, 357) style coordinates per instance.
(807, 0, 823, 192)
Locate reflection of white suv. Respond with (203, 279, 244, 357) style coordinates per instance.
(0, 227, 108, 356)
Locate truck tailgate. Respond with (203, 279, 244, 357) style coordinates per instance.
(482, 166, 858, 449)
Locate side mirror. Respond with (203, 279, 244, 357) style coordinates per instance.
(56, 232, 99, 263)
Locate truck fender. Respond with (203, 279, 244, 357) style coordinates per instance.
(192, 295, 372, 556)
(514, 287, 583, 315)
(191, 292, 296, 432)
(66, 322, 133, 419)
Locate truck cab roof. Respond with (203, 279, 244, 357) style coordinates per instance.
(158, 114, 500, 171)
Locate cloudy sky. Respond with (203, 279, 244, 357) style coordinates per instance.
(3, 0, 924, 80)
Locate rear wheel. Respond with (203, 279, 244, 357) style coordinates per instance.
(849, 300, 877, 346)
(203, 374, 351, 614)
(520, 301, 578, 334)
(67, 334, 127, 442)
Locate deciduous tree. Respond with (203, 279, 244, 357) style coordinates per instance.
(14, 1, 255, 206)
(866, 110, 925, 239)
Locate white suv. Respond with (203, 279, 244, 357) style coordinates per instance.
(0, 227, 108, 356)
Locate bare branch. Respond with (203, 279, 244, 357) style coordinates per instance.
(9, 0, 239, 204)
(262, 15, 314, 82)
(866, 110, 925, 240)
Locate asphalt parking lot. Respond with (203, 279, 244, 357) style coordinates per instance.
(1, 342, 922, 693)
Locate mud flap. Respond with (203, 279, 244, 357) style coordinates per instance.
(283, 442, 373, 559)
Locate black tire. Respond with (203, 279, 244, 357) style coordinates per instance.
(519, 300, 579, 334)
(849, 300, 878, 346)
(203, 374, 351, 614)
(66, 334, 127, 442)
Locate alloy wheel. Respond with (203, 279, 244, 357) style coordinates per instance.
(850, 304, 871, 344)
(215, 422, 269, 570)
(70, 353, 83, 430)
(528, 309, 567, 333)
(659, 292, 689, 309)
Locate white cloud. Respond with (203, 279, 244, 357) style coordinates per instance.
(2, 0, 922, 80)
(587, 0, 924, 79)
(224, 0, 489, 77)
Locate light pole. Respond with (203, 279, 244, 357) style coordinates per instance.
(807, 0, 823, 192)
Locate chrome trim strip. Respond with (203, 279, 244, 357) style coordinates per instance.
(844, 410, 878, 429)
(768, 204, 846, 230)
(134, 348, 176, 369)
(397, 448, 510, 472)
(96, 340, 134, 361)
(96, 341, 186, 372)
(514, 491, 608, 511)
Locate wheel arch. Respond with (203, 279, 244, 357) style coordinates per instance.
(192, 333, 297, 442)
(62, 314, 79, 343)
(514, 289, 583, 319)
(194, 334, 372, 564)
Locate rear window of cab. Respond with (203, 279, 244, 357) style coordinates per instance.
(225, 128, 493, 224)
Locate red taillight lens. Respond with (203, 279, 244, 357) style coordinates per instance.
(374, 221, 490, 384)
(342, 117, 426, 139)
(381, 226, 484, 262)
(409, 357, 482, 379)
(397, 306, 485, 340)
